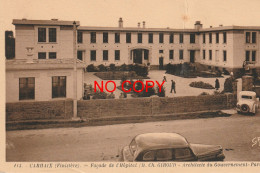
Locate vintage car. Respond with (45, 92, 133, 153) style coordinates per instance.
(236, 91, 259, 115)
(120, 133, 225, 161)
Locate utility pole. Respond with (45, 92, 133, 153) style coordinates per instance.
(73, 21, 78, 119)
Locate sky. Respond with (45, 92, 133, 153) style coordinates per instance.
(1, 0, 260, 32)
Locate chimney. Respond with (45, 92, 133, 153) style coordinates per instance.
(210, 26, 213, 28)
(219, 24, 223, 27)
(51, 18, 58, 21)
(194, 21, 202, 30)
(118, 17, 123, 28)
(138, 22, 140, 28)
(143, 21, 145, 28)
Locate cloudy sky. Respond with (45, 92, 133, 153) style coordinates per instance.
(1, 0, 260, 32)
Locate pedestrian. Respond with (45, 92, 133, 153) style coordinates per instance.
(163, 73, 167, 82)
(215, 78, 220, 90)
(170, 80, 176, 93)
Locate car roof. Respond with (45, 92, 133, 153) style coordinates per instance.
(239, 91, 256, 96)
(134, 133, 189, 150)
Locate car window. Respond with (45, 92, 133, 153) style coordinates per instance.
(129, 139, 137, 155)
(156, 149, 173, 161)
(242, 95, 252, 99)
(143, 151, 155, 161)
(175, 148, 192, 159)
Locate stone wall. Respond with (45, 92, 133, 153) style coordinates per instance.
(6, 94, 236, 121)
(6, 99, 73, 121)
(78, 94, 236, 119)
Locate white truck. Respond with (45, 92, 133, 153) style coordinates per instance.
(236, 91, 259, 115)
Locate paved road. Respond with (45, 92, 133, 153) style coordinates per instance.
(6, 113, 260, 162)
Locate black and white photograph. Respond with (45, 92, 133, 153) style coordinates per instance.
(2, 0, 260, 172)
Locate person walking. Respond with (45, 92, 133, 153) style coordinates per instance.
(163, 73, 167, 82)
(215, 78, 220, 90)
(170, 80, 176, 93)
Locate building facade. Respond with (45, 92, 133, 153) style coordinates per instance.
(77, 18, 260, 72)
(6, 19, 85, 103)
(5, 18, 260, 102)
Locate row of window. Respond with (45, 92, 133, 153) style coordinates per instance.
(38, 28, 57, 43)
(19, 76, 66, 100)
(202, 32, 227, 44)
(78, 50, 185, 61)
(202, 50, 227, 61)
(78, 32, 195, 44)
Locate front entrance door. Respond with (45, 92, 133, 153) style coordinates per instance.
(159, 57, 164, 70)
(133, 49, 143, 64)
(190, 50, 195, 63)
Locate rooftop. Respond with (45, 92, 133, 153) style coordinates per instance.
(13, 19, 80, 26)
(6, 59, 85, 70)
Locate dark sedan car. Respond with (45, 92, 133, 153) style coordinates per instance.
(120, 133, 225, 161)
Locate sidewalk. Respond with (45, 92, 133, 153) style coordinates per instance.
(6, 109, 234, 131)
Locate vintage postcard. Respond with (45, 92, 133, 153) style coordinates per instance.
(1, 0, 260, 172)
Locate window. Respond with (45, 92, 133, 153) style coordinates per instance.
(49, 52, 57, 59)
(209, 33, 212, 43)
(138, 33, 142, 43)
(203, 33, 206, 43)
(144, 50, 149, 60)
(49, 28, 56, 42)
(143, 151, 155, 161)
(159, 50, 163, 53)
(223, 32, 227, 43)
(103, 50, 108, 61)
(156, 149, 173, 161)
(115, 33, 120, 43)
(159, 33, 164, 43)
(246, 32, 250, 43)
(19, 77, 35, 100)
(169, 33, 174, 43)
(252, 32, 257, 43)
(209, 50, 212, 60)
(252, 51, 256, 61)
(129, 140, 137, 155)
(216, 33, 219, 43)
(91, 32, 96, 43)
(179, 50, 183, 60)
(179, 34, 183, 43)
(103, 32, 108, 43)
(126, 33, 131, 43)
(242, 95, 252, 99)
(77, 31, 83, 43)
(149, 33, 153, 43)
(246, 51, 250, 61)
(115, 50, 120, 60)
(175, 148, 192, 160)
(169, 50, 174, 60)
(91, 50, 96, 61)
(203, 50, 206, 60)
(38, 52, 46, 59)
(190, 33, 195, 43)
(38, 28, 46, 42)
(77, 51, 83, 61)
(223, 51, 227, 61)
(52, 76, 66, 98)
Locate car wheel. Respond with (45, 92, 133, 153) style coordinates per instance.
(241, 104, 250, 113)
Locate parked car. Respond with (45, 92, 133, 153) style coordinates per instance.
(236, 91, 259, 115)
(120, 133, 225, 161)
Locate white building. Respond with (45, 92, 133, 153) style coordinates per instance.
(6, 19, 85, 103)
(6, 18, 260, 102)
